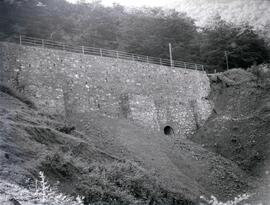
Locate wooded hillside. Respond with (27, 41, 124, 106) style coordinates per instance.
(0, 0, 269, 72)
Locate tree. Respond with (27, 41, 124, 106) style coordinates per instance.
(118, 8, 199, 61)
(0, 1, 201, 62)
(200, 17, 269, 72)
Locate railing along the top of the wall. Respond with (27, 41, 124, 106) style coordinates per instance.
(0, 34, 205, 71)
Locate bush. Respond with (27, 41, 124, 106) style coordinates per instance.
(200, 194, 250, 205)
(80, 161, 194, 205)
(33, 171, 84, 205)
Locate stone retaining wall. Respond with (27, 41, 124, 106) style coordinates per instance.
(0, 42, 213, 138)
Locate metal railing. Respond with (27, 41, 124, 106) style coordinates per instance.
(1, 34, 205, 71)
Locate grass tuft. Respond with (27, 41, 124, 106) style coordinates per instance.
(0, 83, 37, 109)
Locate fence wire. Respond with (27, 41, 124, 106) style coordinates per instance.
(0, 34, 205, 71)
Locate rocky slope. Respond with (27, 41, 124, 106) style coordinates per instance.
(0, 85, 194, 205)
(0, 82, 258, 204)
(192, 65, 270, 176)
(191, 65, 270, 203)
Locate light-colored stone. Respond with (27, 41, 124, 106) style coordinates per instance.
(0, 42, 213, 139)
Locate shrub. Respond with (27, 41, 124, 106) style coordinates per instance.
(81, 161, 194, 205)
(200, 194, 250, 205)
(33, 171, 84, 205)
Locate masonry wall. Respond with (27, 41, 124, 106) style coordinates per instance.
(0, 42, 212, 138)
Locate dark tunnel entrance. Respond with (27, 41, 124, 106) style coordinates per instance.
(164, 126, 174, 136)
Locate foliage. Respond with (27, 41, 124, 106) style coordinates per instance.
(0, 163, 193, 205)
(199, 16, 269, 72)
(0, 172, 84, 205)
(200, 194, 250, 205)
(79, 161, 192, 205)
(0, 0, 269, 72)
(118, 8, 199, 61)
(34, 171, 84, 205)
(0, 171, 254, 205)
(0, 0, 200, 63)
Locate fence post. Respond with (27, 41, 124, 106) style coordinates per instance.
(169, 43, 173, 67)
(13, 34, 205, 71)
(100, 48, 103, 57)
(19, 34, 22, 45)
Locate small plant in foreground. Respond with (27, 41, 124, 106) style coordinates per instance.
(200, 194, 250, 205)
(34, 171, 84, 205)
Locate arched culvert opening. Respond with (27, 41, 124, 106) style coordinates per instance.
(164, 126, 174, 136)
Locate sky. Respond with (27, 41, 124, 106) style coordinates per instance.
(65, 0, 173, 7)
